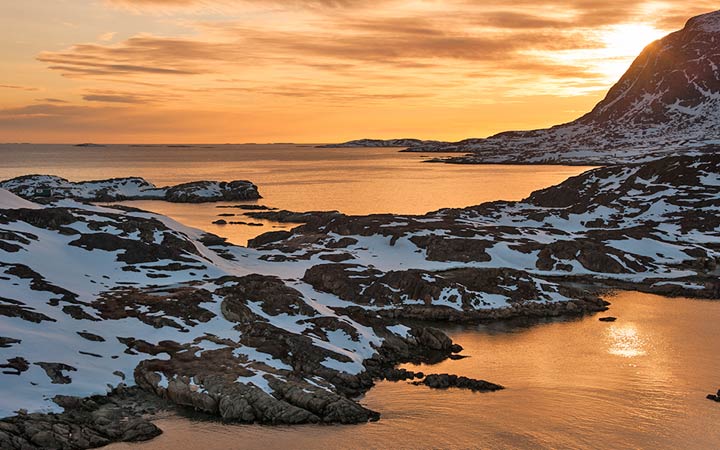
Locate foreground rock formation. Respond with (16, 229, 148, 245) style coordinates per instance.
(0, 151, 718, 448)
(0, 175, 261, 203)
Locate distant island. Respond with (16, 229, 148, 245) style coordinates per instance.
(317, 138, 444, 148)
(74, 143, 106, 148)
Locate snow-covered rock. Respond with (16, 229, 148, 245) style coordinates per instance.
(0, 189, 462, 440)
(0, 175, 261, 203)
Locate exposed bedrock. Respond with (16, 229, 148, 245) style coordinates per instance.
(0, 387, 163, 450)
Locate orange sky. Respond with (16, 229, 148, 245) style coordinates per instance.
(0, 0, 717, 143)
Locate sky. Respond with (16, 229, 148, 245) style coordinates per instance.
(0, 0, 717, 143)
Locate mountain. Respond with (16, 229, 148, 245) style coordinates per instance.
(405, 10, 720, 164)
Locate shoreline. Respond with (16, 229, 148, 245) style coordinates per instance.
(0, 152, 718, 448)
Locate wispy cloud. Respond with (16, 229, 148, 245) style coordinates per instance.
(0, 84, 40, 92)
(2, 0, 717, 142)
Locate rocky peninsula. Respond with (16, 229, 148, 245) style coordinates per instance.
(0, 150, 718, 448)
(0, 175, 261, 203)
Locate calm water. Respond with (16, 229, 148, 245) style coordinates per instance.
(0, 144, 592, 244)
(109, 292, 720, 449)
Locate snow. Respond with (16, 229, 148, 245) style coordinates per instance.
(606, 238, 691, 263)
(0, 189, 40, 210)
(387, 325, 411, 338)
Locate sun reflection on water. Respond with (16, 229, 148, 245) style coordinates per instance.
(607, 324, 647, 358)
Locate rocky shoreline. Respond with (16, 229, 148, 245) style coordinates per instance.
(0, 152, 718, 448)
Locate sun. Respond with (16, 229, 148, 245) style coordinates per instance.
(601, 23, 667, 58)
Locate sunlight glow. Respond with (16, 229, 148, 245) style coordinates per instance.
(601, 23, 667, 59)
(529, 22, 668, 95)
(607, 324, 647, 358)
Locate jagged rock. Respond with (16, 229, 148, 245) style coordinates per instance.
(0, 388, 163, 450)
(1, 357, 29, 376)
(707, 390, 720, 402)
(0, 337, 21, 349)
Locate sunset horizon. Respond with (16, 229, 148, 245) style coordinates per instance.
(2, 1, 717, 143)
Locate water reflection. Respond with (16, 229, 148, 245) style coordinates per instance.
(607, 324, 647, 357)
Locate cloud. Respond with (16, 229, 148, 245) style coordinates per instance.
(83, 94, 147, 103)
(36, 37, 241, 77)
(0, 85, 39, 92)
(98, 32, 117, 42)
(35, 98, 69, 103)
(37, 16, 605, 83)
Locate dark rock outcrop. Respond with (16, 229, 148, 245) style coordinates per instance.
(0, 387, 163, 450)
(416, 373, 504, 392)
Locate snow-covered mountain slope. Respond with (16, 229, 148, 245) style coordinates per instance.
(0, 175, 261, 203)
(405, 10, 720, 164)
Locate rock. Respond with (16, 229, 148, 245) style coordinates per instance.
(0, 387, 163, 450)
(707, 389, 720, 402)
(599, 317, 617, 322)
(77, 331, 105, 342)
(216, 204, 276, 211)
(248, 230, 293, 248)
(317, 139, 441, 149)
(1, 357, 30, 376)
(0, 175, 261, 203)
(0, 337, 22, 348)
(34, 362, 77, 384)
(417, 373, 504, 392)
